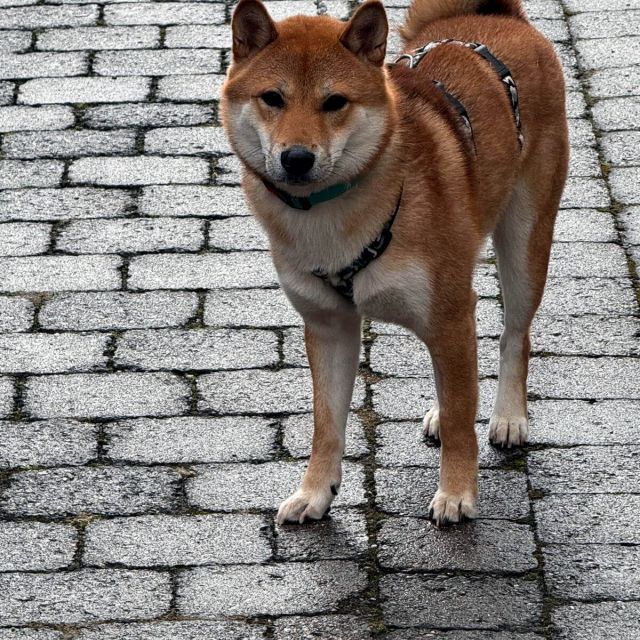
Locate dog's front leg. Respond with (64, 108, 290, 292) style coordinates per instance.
(276, 311, 361, 524)
(424, 309, 479, 526)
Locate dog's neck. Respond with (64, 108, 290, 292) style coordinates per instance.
(245, 130, 406, 275)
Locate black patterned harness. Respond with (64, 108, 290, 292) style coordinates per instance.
(395, 39, 524, 150)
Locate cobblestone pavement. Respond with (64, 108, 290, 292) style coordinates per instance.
(0, 0, 638, 637)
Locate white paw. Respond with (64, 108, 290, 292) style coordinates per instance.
(422, 404, 440, 440)
(489, 414, 529, 448)
(428, 488, 477, 526)
(276, 485, 337, 525)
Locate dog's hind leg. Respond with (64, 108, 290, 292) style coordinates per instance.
(490, 153, 566, 447)
(276, 310, 361, 524)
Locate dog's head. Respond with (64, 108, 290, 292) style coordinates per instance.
(221, 0, 394, 193)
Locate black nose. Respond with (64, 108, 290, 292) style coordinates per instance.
(281, 146, 315, 177)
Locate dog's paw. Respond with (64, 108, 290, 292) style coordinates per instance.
(276, 485, 336, 525)
(489, 414, 528, 448)
(422, 405, 440, 440)
(428, 488, 477, 527)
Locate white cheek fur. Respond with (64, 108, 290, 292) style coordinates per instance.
(229, 100, 388, 186)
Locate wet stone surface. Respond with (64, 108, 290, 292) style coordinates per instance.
(0, 0, 638, 636)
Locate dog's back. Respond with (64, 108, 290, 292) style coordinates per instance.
(391, 0, 568, 236)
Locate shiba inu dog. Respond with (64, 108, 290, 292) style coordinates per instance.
(221, 0, 568, 525)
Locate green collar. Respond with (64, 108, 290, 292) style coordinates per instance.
(262, 177, 359, 211)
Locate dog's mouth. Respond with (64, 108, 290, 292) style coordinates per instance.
(278, 174, 316, 187)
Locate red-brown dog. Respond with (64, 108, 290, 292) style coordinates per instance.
(221, 0, 568, 525)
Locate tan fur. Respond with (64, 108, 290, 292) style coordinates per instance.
(222, 0, 568, 525)
(401, 0, 526, 42)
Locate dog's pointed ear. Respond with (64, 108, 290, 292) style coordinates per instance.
(340, 1, 388, 66)
(232, 0, 278, 62)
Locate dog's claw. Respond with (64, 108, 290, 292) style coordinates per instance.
(489, 415, 528, 448)
(428, 488, 477, 526)
(277, 486, 336, 525)
(422, 405, 441, 441)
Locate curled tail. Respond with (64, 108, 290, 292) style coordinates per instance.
(401, 0, 527, 43)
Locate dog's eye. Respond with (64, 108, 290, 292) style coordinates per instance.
(260, 91, 284, 108)
(322, 94, 348, 112)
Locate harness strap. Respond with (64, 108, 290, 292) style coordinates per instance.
(432, 79, 476, 153)
(312, 186, 403, 303)
(395, 39, 524, 150)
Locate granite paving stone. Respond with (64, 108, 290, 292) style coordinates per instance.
(19, 77, 151, 105)
(128, 252, 277, 290)
(103, 3, 225, 26)
(140, 185, 248, 217)
(204, 288, 302, 327)
(588, 66, 640, 98)
(37, 25, 161, 51)
(530, 444, 640, 494)
(554, 209, 617, 242)
(610, 166, 640, 203)
(105, 415, 276, 463)
(0, 521, 77, 571)
(0, 188, 134, 221)
(575, 36, 640, 69)
(0, 81, 14, 105)
(0, 160, 64, 189)
(0, 222, 51, 255)
(531, 315, 639, 356)
(0, 105, 74, 131)
(39, 291, 198, 331)
(82, 103, 213, 128)
(165, 25, 231, 49)
(0, 30, 31, 53)
(0, 570, 171, 625)
(534, 494, 640, 544)
(72, 622, 266, 640)
(0, 332, 109, 373)
(0, 629, 63, 640)
(55, 217, 205, 254)
(376, 468, 530, 520)
(373, 377, 497, 421)
(69, 156, 209, 186)
(381, 574, 542, 630)
(187, 460, 366, 512)
(84, 513, 271, 567)
(544, 544, 640, 601)
(376, 421, 522, 469)
(272, 615, 372, 639)
(275, 509, 369, 561)
(24, 371, 190, 418)
(145, 126, 231, 155)
(552, 602, 640, 640)
(115, 327, 278, 371)
(0, 52, 88, 80)
(0, 295, 35, 331)
(0, 466, 181, 517)
(0, 255, 122, 292)
(157, 73, 225, 102)
(529, 356, 640, 399)
(379, 517, 536, 573)
(0, 419, 98, 468)
(94, 49, 221, 76)
(538, 277, 637, 316)
(0, 5, 98, 29)
(178, 561, 366, 616)
(528, 399, 640, 445)
(0, 377, 13, 417)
